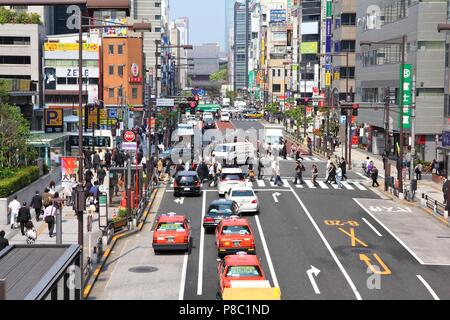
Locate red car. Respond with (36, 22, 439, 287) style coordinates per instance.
(217, 252, 266, 296)
(152, 213, 191, 252)
(215, 218, 255, 256)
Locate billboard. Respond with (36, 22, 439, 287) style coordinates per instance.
(300, 42, 318, 54)
(44, 43, 99, 52)
(61, 157, 79, 187)
(44, 67, 56, 90)
(270, 10, 286, 23)
(44, 108, 64, 133)
(103, 18, 128, 37)
(301, 22, 319, 35)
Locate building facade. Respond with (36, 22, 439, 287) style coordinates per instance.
(188, 43, 220, 90)
(234, 0, 250, 91)
(356, 0, 446, 161)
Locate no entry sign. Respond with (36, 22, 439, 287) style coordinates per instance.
(123, 130, 136, 142)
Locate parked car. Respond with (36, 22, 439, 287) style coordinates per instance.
(173, 171, 201, 197)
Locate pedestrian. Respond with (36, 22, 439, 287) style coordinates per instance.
(367, 160, 374, 176)
(89, 181, 100, 200)
(42, 188, 52, 208)
(257, 157, 264, 180)
(8, 195, 21, 229)
(307, 137, 312, 155)
(325, 156, 331, 181)
(43, 201, 57, 238)
(49, 180, 56, 194)
(414, 163, 422, 181)
(291, 144, 297, 159)
(105, 149, 112, 169)
(273, 161, 283, 186)
(371, 166, 380, 187)
(63, 183, 73, 207)
(282, 143, 287, 160)
(336, 166, 343, 189)
(433, 159, 440, 175)
(97, 166, 106, 185)
(17, 202, 31, 236)
(294, 160, 305, 185)
(30, 190, 43, 222)
(85, 169, 93, 183)
(25, 221, 36, 245)
(266, 143, 272, 156)
(340, 157, 347, 180)
(141, 155, 147, 174)
(93, 151, 101, 173)
(0, 230, 9, 251)
(443, 178, 449, 205)
(157, 158, 164, 180)
(311, 164, 319, 186)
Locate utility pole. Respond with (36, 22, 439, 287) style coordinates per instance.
(409, 74, 416, 200)
(384, 87, 391, 191)
(398, 35, 407, 192)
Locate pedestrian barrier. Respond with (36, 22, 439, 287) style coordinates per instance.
(422, 194, 446, 218)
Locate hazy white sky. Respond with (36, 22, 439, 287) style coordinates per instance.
(169, 0, 226, 50)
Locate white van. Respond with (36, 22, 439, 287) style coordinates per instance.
(220, 112, 230, 122)
(211, 142, 256, 165)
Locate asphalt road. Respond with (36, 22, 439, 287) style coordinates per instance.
(89, 119, 450, 300)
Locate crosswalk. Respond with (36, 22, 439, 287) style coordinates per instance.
(168, 178, 369, 191)
(280, 156, 324, 162)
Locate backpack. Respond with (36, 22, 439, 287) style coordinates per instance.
(300, 164, 306, 172)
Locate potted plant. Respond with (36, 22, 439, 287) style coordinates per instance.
(110, 207, 128, 231)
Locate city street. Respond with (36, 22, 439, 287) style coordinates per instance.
(87, 119, 450, 300)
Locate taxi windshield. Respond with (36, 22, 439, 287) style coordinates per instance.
(226, 266, 262, 277)
(156, 222, 185, 231)
(231, 190, 254, 197)
(221, 174, 244, 181)
(222, 225, 251, 235)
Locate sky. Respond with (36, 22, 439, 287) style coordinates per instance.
(169, 0, 226, 51)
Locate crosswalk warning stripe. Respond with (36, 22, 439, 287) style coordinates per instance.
(256, 179, 266, 187)
(341, 181, 354, 190)
(317, 181, 329, 189)
(352, 181, 367, 191)
(304, 180, 316, 189)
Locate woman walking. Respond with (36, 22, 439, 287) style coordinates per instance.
(311, 164, 319, 186)
(25, 221, 37, 244)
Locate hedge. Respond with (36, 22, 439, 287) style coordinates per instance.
(0, 166, 40, 198)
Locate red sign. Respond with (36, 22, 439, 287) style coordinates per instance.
(189, 101, 197, 108)
(123, 130, 136, 142)
(129, 76, 142, 83)
(352, 136, 359, 145)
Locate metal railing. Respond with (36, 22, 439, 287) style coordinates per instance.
(422, 194, 446, 217)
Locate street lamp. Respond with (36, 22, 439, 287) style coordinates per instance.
(360, 36, 407, 192)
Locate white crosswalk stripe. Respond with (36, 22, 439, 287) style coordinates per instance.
(330, 183, 340, 189)
(256, 179, 266, 187)
(291, 180, 304, 188)
(317, 181, 329, 189)
(304, 180, 316, 189)
(341, 181, 354, 190)
(352, 181, 368, 191)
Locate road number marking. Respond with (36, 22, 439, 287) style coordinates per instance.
(324, 220, 359, 227)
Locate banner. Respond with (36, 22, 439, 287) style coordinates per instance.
(398, 64, 412, 129)
(44, 43, 99, 52)
(61, 157, 79, 186)
(300, 42, 318, 54)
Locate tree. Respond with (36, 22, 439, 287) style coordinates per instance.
(285, 106, 313, 140)
(209, 68, 227, 83)
(225, 90, 237, 102)
(264, 103, 279, 115)
(0, 7, 42, 25)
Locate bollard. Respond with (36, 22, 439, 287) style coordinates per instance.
(434, 201, 437, 214)
(445, 210, 449, 219)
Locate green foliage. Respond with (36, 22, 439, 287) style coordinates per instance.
(210, 68, 227, 82)
(0, 7, 42, 25)
(0, 100, 34, 168)
(264, 103, 279, 115)
(118, 207, 128, 217)
(0, 166, 39, 197)
(225, 90, 236, 102)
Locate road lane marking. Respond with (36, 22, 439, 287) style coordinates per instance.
(256, 179, 266, 187)
(179, 252, 189, 300)
(197, 190, 206, 295)
(355, 172, 370, 181)
(292, 181, 304, 188)
(307, 266, 321, 295)
(317, 181, 329, 189)
(338, 228, 369, 247)
(330, 183, 339, 189)
(341, 181, 354, 190)
(254, 215, 279, 289)
(353, 199, 425, 265)
(288, 185, 362, 300)
(359, 254, 391, 275)
(362, 218, 382, 237)
(417, 275, 440, 300)
(305, 180, 316, 189)
(353, 182, 368, 191)
(272, 192, 281, 203)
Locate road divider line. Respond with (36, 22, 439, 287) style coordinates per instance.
(362, 218, 382, 237)
(353, 198, 425, 265)
(197, 190, 206, 296)
(417, 275, 440, 300)
(288, 185, 362, 300)
(254, 215, 279, 289)
(179, 252, 189, 300)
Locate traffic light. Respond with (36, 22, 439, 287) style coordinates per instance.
(296, 97, 310, 106)
(352, 103, 359, 116)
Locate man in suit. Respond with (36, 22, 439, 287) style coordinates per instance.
(30, 190, 43, 221)
(17, 202, 31, 236)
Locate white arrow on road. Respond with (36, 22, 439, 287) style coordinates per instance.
(174, 198, 185, 205)
(307, 265, 321, 294)
(272, 192, 281, 203)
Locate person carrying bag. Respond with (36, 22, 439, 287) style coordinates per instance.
(43, 202, 57, 238)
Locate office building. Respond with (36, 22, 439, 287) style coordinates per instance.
(188, 43, 220, 89)
(234, 0, 250, 91)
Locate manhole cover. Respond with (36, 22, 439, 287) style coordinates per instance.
(128, 266, 158, 273)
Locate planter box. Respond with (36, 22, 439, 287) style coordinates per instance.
(111, 217, 128, 231)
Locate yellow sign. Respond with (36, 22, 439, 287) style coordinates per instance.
(334, 72, 340, 81)
(45, 108, 63, 127)
(325, 72, 331, 87)
(300, 42, 318, 54)
(44, 43, 99, 52)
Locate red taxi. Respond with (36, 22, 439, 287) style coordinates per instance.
(217, 252, 266, 296)
(215, 218, 255, 255)
(152, 213, 191, 252)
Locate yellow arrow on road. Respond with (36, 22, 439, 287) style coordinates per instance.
(359, 253, 392, 275)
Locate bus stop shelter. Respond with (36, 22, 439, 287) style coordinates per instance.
(0, 244, 82, 300)
(27, 131, 71, 168)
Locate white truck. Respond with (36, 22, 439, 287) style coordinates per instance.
(261, 125, 285, 154)
(222, 97, 231, 107)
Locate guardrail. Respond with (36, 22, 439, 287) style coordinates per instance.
(422, 194, 446, 218)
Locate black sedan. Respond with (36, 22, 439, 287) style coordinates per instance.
(173, 171, 201, 197)
(202, 199, 239, 232)
(203, 119, 216, 130)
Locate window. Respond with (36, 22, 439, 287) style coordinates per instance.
(0, 55, 30, 64)
(132, 87, 138, 99)
(67, 78, 77, 85)
(341, 13, 356, 26)
(109, 88, 114, 98)
(339, 67, 355, 79)
(272, 69, 276, 77)
(118, 86, 123, 97)
(118, 65, 124, 77)
(340, 40, 355, 52)
(108, 65, 114, 75)
(0, 36, 30, 45)
(155, 2, 161, 7)
(108, 44, 114, 55)
(155, 27, 161, 32)
(272, 84, 281, 92)
(155, 15, 161, 20)
(277, 69, 281, 77)
(57, 78, 67, 85)
(118, 44, 123, 54)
